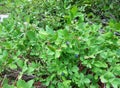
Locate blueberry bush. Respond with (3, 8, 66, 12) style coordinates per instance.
(0, 0, 120, 88)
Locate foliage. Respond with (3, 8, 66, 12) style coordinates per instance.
(83, 0, 120, 21)
(0, 0, 120, 88)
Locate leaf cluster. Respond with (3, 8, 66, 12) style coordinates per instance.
(0, 0, 120, 88)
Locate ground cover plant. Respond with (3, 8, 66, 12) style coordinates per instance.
(0, 0, 120, 88)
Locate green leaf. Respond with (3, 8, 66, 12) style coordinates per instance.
(39, 31, 48, 39)
(111, 78, 120, 88)
(9, 64, 17, 69)
(70, 6, 78, 18)
(84, 78, 90, 84)
(17, 79, 27, 88)
(46, 25, 54, 34)
(17, 79, 34, 88)
(94, 61, 108, 68)
(2, 78, 9, 86)
(27, 66, 35, 73)
(116, 49, 120, 56)
(25, 16, 30, 23)
(17, 59, 24, 68)
(27, 80, 34, 88)
(104, 72, 115, 79)
(55, 49, 61, 59)
(48, 45, 56, 52)
(63, 80, 71, 87)
(26, 31, 36, 40)
(112, 65, 120, 75)
(100, 75, 108, 83)
(3, 84, 14, 88)
(100, 72, 115, 83)
(71, 66, 79, 73)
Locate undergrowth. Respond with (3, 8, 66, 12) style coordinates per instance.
(0, 0, 120, 88)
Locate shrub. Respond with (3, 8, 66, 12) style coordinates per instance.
(0, 0, 120, 88)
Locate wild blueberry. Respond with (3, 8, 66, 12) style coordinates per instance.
(75, 54, 79, 58)
(66, 41, 70, 46)
(61, 72, 65, 76)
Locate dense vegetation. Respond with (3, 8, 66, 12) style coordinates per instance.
(0, 0, 120, 88)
